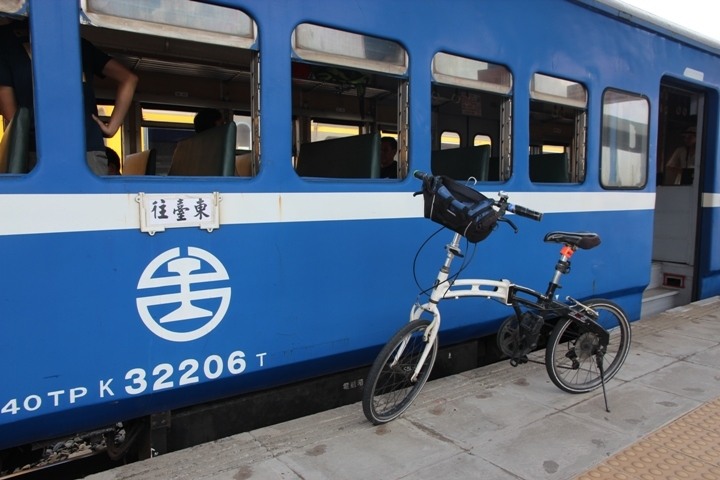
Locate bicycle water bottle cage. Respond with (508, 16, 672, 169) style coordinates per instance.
(543, 231, 601, 250)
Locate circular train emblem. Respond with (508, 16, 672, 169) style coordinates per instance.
(136, 247, 231, 342)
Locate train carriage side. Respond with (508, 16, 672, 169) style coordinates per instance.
(0, 0, 719, 461)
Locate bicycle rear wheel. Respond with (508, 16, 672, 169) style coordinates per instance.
(362, 319, 438, 425)
(545, 298, 631, 393)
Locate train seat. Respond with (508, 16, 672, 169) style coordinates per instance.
(0, 107, 30, 174)
(122, 149, 157, 175)
(431, 144, 490, 181)
(168, 122, 236, 176)
(296, 133, 381, 178)
(529, 153, 569, 182)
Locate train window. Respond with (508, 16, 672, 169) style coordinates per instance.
(474, 135, 491, 147)
(441, 131, 460, 150)
(0, 4, 36, 175)
(81, 0, 259, 177)
(311, 121, 360, 142)
(292, 24, 408, 180)
(529, 73, 587, 184)
(431, 52, 512, 181)
(600, 89, 649, 189)
(0, 1, 25, 13)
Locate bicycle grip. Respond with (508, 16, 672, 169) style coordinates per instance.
(509, 203, 543, 221)
(413, 170, 430, 180)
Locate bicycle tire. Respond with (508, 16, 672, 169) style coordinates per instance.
(545, 298, 631, 393)
(362, 319, 438, 424)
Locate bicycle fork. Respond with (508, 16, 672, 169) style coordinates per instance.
(393, 233, 462, 382)
(396, 303, 440, 383)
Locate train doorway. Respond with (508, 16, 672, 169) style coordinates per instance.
(645, 80, 706, 316)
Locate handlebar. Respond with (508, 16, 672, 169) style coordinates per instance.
(413, 170, 543, 222)
(507, 203, 543, 222)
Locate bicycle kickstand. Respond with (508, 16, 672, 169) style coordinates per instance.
(596, 350, 610, 413)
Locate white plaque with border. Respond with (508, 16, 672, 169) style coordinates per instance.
(137, 192, 221, 234)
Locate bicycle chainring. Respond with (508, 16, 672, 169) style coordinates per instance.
(497, 316, 523, 358)
(497, 313, 544, 359)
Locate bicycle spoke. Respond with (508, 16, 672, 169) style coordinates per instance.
(545, 299, 631, 394)
(363, 320, 437, 424)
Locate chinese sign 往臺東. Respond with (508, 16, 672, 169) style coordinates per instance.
(137, 192, 220, 234)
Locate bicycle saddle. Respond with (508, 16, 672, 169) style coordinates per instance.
(543, 231, 601, 250)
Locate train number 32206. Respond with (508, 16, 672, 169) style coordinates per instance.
(125, 351, 248, 395)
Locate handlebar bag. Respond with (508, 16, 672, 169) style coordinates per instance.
(420, 175, 500, 243)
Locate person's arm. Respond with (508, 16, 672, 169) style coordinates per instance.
(0, 85, 17, 124)
(92, 59, 138, 137)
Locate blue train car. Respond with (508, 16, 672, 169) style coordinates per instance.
(1, 0, 719, 462)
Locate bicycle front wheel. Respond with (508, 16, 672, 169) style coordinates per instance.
(545, 298, 631, 393)
(362, 320, 438, 425)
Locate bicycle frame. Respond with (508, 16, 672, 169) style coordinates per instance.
(403, 230, 609, 381)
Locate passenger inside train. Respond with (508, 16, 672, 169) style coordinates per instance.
(663, 125, 697, 185)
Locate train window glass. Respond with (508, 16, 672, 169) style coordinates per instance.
(292, 24, 408, 180)
(431, 52, 512, 182)
(433, 52, 512, 94)
(474, 135, 491, 147)
(234, 115, 252, 151)
(0, 10, 35, 175)
(529, 73, 587, 183)
(81, 0, 259, 177)
(311, 121, 360, 142)
(83, 0, 255, 48)
(600, 89, 649, 188)
(441, 131, 460, 150)
(293, 24, 407, 75)
(0, 1, 26, 15)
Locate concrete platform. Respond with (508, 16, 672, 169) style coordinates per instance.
(84, 296, 720, 480)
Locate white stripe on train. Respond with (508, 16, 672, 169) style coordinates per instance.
(4, 190, 718, 236)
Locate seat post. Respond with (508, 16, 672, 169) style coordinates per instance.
(545, 243, 576, 298)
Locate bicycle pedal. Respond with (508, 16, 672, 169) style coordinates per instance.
(509, 356, 528, 367)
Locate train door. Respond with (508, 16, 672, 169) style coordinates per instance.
(647, 80, 706, 315)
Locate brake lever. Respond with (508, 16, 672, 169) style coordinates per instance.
(499, 217, 518, 233)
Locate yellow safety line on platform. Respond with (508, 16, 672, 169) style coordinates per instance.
(577, 395, 720, 479)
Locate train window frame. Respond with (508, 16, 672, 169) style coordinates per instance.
(431, 52, 512, 182)
(291, 23, 409, 180)
(600, 88, 649, 189)
(80, 0, 260, 177)
(529, 73, 587, 184)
